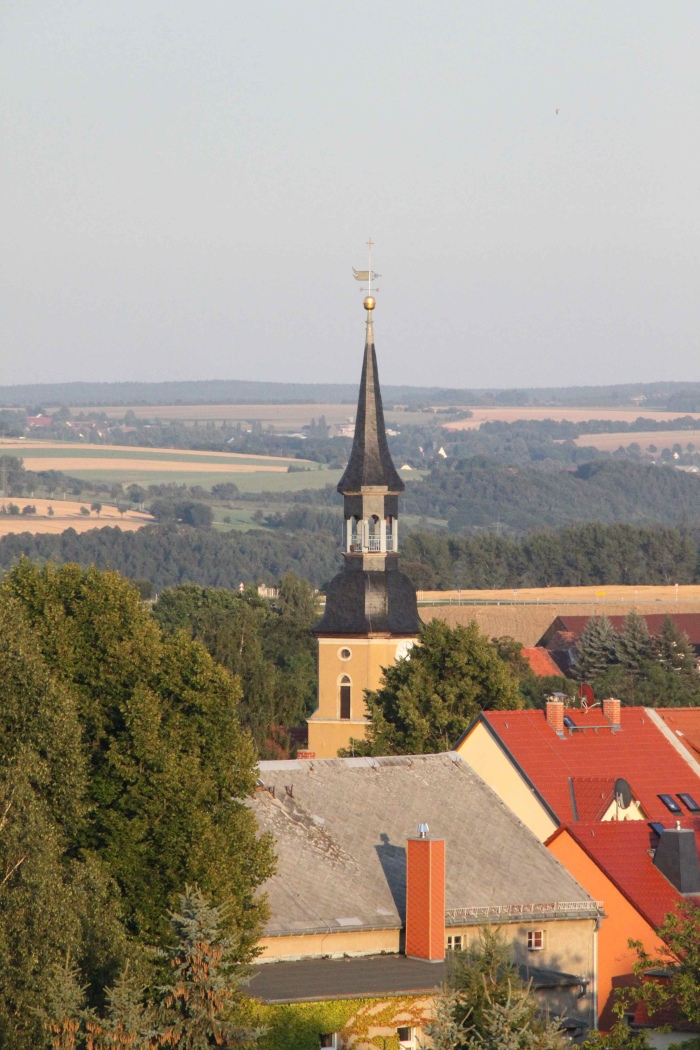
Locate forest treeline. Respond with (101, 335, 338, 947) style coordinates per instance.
(0, 520, 698, 591)
(7, 376, 700, 408)
(402, 458, 700, 532)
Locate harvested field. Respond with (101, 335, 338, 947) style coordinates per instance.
(444, 408, 700, 431)
(0, 498, 152, 536)
(573, 430, 700, 451)
(420, 585, 700, 646)
(0, 439, 306, 466)
(73, 403, 431, 429)
(11, 457, 289, 474)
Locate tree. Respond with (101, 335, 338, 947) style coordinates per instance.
(615, 612, 653, 674)
(85, 967, 147, 1049)
(91, 503, 102, 517)
(424, 929, 567, 1050)
(42, 955, 86, 1050)
(349, 619, 522, 756)
(155, 886, 262, 1048)
(579, 1022, 651, 1049)
(80, 506, 90, 517)
(574, 616, 619, 682)
(152, 579, 319, 756)
(2, 562, 275, 953)
(0, 596, 128, 1047)
(621, 901, 700, 1028)
(655, 615, 696, 674)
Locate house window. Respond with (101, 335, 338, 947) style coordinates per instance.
(397, 1028, 414, 1048)
(527, 930, 544, 951)
(319, 1035, 337, 1049)
(447, 935, 462, 951)
(339, 677, 351, 719)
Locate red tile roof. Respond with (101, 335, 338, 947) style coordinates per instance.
(569, 777, 615, 821)
(539, 614, 700, 647)
(478, 707, 700, 824)
(655, 708, 700, 764)
(551, 820, 700, 928)
(521, 647, 563, 677)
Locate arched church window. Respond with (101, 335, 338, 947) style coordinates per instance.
(339, 676, 351, 719)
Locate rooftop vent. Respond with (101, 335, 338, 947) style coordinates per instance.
(652, 826, 700, 894)
(417, 822, 429, 839)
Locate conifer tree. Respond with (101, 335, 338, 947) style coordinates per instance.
(42, 954, 86, 1050)
(573, 616, 618, 682)
(85, 968, 147, 1049)
(615, 611, 653, 674)
(654, 615, 696, 674)
(156, 886, 261, 1048)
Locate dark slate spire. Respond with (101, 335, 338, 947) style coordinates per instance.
(314, 291, 420, 638)
(337, 312, 404, 495)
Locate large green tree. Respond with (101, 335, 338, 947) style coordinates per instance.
(347, 619, 522, 756)
(1, 561, 275, 951)
(0, 599, 126, 1048)
(152, 575, 318, 756)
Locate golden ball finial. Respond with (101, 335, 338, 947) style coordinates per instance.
(363, 295, 376, 311)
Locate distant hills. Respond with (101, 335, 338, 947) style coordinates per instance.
(3, 378, 700, 410)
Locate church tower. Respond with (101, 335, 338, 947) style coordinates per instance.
(307, 279, 420, 758)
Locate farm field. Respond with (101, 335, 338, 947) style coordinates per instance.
(573, 429, 700, 451)
(74, 403, 432, 429)
(444, 407, 700, 430)
(419, 584, 700, 646)
(0, 498, 152, 536)
(418, 583, 700, 604)
(0, 439, 330, 492)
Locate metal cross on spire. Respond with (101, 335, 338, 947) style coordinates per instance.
(352, 237, 381, 309)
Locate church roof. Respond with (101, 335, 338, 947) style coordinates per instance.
(337, 318, 404, 494)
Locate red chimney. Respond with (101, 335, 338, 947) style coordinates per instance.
(546, 698, 565, 734)
(602, 698, 621, 728)
(406, 825, 445, 962)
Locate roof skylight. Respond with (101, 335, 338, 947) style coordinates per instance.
(658, 794, 682, 813)
(678, 792, 700, 813)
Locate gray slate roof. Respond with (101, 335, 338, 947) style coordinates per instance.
(249, 954, 581, 1004)
(251, 754, 595, 938)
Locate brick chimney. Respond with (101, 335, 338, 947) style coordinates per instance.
(546, 697, 565, 734)
(406, 825, 445, 962)
(602, 698, 621, 728)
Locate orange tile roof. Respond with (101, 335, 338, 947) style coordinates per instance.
(476, 707, 700, 824)
(542, 614, 700, 646)
(655, 708, 700, 764)
(552, 820, 700, 929)
(521, 647, 563, 677)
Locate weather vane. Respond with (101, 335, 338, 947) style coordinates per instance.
(352, 237, 381, 311)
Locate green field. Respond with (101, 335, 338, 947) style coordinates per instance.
(66, 466, 339, 493)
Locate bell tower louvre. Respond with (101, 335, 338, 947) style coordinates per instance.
(307, 259, 420, 758)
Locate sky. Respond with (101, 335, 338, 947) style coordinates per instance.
(3, 1, 700, 390)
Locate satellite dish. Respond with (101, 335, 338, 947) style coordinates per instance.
(614, 777, 633, 810)
(579, 683, 594, 707)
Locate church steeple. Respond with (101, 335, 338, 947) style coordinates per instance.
(314, 286, 420, 636)
(337, 305, 404, 495)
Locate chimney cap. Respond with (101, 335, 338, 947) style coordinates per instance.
(417, 822, 430, 839)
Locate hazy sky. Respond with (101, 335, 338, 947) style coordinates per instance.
(3, 2, 700, 390)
